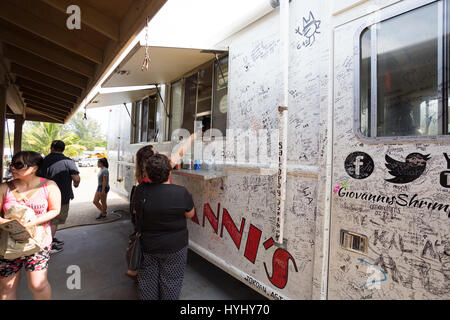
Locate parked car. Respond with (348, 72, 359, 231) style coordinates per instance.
(78, 158, 97, 167)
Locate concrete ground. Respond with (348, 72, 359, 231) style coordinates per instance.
(14, 166, 266, 300)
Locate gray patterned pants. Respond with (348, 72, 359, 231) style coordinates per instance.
(137, 246, 188, 300)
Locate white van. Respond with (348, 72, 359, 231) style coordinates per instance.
(78, 158, 97, 167)
(91, 0, 450, 300)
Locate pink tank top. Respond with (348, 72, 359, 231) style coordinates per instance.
(2, 178, 52, 248)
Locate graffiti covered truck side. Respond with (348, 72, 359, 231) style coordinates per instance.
(104, 0, 450, 299)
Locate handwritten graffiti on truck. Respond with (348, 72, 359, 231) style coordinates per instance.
(295, 11, 321, 49)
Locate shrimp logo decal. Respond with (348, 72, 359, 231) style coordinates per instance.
(295, 11, 321, 49)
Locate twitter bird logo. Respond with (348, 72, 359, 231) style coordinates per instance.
(385, 153, 431, 184)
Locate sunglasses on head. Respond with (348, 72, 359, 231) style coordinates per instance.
(10, 162, 28, 170)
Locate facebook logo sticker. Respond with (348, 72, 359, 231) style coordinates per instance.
(344, 152, 374, 179)
(354, 156, 364, 176)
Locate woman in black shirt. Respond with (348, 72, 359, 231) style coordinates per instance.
(134, 154, 195, 300)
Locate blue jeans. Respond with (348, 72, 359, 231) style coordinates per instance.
(97, 185, 110, 193)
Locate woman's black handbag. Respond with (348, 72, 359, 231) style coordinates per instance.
(126, 187, 144, 271)
(126, 230, 142, 271)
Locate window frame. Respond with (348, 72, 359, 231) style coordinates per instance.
(130, 101, 137, 144)
(141, 97, 149, 142)
(168, 54, 229, 141)
(354, 0, 450, 143)
(168, 79, 185, 140)
(130, 93, 158, 144)
(211, 55, 229, 135)
(147, 95, 158, 142)
(134, 100, 142, 144)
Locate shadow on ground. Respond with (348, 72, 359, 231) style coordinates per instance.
(57, 199, 128, 230)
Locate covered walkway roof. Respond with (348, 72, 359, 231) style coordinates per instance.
(0, 0, 166, 124)
(0, 0, 166, 181)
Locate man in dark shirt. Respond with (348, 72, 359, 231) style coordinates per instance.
(39, 140, 80, 254)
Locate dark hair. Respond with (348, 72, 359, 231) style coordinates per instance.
(135, 145, 154, 180)
(12, 151, 43, 169)
(145, 154, 171, 184)
(98, 158, 109, 168)
(51, 140, 65, 152)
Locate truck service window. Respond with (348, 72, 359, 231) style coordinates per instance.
(169, 80, 183, 139)
(133, 100, 142, 143)
(147, 95, 157, 141)
(212, 56, 228, 135)
(196, 67, 213, 115)
(359, 1, 449, 138)
(131, 95, 157, 144)
(182, 73, 198, 134)
(170, 55, 229, 140)
(141, 97, 149, 142)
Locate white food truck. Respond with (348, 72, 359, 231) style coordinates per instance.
(88, 0, 450, 299)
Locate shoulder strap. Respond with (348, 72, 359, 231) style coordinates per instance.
(6, 181, 16, 192)
(7, 179, 49, 203)
(1, 183, 9, 218)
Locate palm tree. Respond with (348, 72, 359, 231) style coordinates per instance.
(22, 122, 86, 158)
(65, 112, 106, 150)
